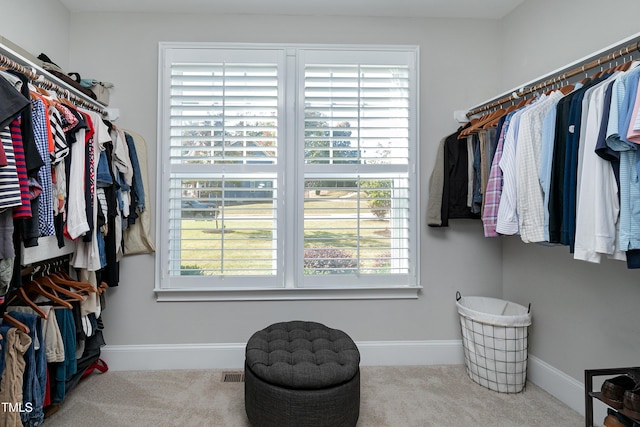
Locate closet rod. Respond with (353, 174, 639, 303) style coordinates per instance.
(466, 34, 640, 117)
(0, 43, 107, 116)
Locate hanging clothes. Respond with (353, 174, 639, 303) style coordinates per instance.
(432, 56, 640, 269)
(426, 125, 480, 227)
(0, 49, 134, 421)
(122, 129, 155, 255)
(0, 326, 31, 427)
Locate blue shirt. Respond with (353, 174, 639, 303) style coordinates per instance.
(607, 66, 640, 250)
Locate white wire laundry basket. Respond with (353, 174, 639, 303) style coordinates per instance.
(456, 291, 532, 393)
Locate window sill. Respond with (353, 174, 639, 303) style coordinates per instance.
(154, 286, 422, 302)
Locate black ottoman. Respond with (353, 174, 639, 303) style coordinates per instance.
(244, 321, 360, 427)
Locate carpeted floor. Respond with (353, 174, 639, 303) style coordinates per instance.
(43, 365, 584, 426)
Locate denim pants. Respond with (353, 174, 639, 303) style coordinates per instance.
(0, 324, 11, 380)
(52, 308, 77, 404)
(9, 311, 45, 426)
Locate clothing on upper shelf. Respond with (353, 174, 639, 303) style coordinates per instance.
(430, 61, 640, 269)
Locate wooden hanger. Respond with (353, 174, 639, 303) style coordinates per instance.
(558, 84, 575, 95)
(98, 281, 109, 295)
(2, 313, 30, 334)
(36, 276, 86, 301)
(617, 58, 634, 72)
(29, 87, 54, 107)
(25, 280, 73, 309)
(48, 272, 97, 295)
(481, 97, 527, 129)
(460, 108, 504, 137)
(5, 287, 48, 319)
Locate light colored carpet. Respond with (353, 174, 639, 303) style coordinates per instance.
(43, 365, 584, 426)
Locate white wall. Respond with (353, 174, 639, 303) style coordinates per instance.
(501, 0, 640, 91)
(1, 0, 70, 68)
(60, 12, 503, 350)
(497, 0, 640, 383)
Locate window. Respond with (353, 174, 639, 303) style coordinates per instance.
(157, 43, 420, 300)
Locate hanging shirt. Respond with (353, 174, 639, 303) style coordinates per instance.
(65, 120, 89, 239)
(0, 127, 21, 211)
(0, 70, 29, 129)
(10, 119, 31, 218)
(574, 79, 625, 263)
(496, 104, 531, 235)
(480, 126, 498, 215)
(114, 127, 134, 220)
(426, 136, 447, 227)
(72, 111, 112, 272)
(442, 128, 475, 221)
(515, 92, 564, 243)
(482, 114, 510, 237)
(48, 106, 69, 216)
(538, 85, 577, 242)
(607, 65, 640, 251)
(31, 99, 56, 236)
(562, 76, 611, 251)
(6, 70, 44, 177)
(626, 82, 640, 143)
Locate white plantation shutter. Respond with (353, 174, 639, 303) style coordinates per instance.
(160, 47, 284, 288)
(303, 64, 410, 165)
(158, 44, 418, 295)
(299, 50, 416, 286)
(169, 62, 279, 165)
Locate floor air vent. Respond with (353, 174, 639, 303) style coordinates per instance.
(222, 371, 245, 383)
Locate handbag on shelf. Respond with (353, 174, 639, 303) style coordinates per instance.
(79, 78, 113, 106)
(37, 53, 101, 101)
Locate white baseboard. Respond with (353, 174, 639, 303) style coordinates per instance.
(527, 355, 587, 417)
(100, 339, 464, 371)
(100, 342, 587, 418)
(356, 340, 465, 366)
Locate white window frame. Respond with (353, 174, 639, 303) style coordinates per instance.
(155, 42, 421, 301)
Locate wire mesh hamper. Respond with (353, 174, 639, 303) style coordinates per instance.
(456, 292, 532, 393)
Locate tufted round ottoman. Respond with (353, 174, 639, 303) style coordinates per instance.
(244, 321, 360, 427)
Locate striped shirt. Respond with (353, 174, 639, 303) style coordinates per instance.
(496, 107, 528, 235)
(10, 119, 31, 218)
(0, 127, 21, 210)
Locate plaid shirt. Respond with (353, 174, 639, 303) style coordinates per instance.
(482, 113, 512, 237)
(31, 99, 55, 236)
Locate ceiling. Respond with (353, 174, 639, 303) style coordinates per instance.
(59, 0, 525, 20)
